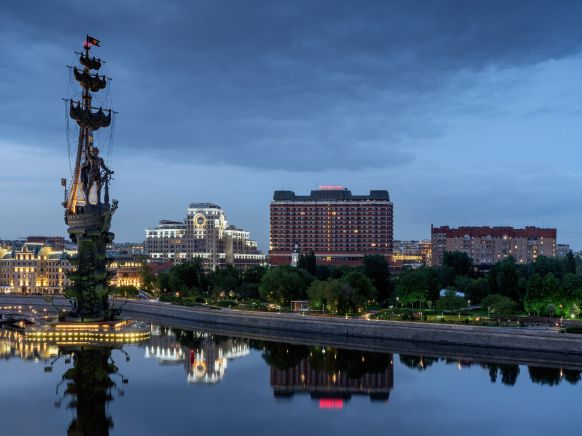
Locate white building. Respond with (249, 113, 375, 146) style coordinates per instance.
(145, 203, 265, 270)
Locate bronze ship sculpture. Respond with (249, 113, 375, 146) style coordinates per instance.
(62, 35, 118, 321)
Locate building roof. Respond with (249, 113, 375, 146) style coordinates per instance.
(431, 225, 557, 239)
(188, 202, 221, 209)
(273, 189, 390, 202)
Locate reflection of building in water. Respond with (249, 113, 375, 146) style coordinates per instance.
(186, 335, 250, 384)
(144, 326, 184, 365)
(143, 326, 250, 383)
(0, 329, 59, 361)
(269, 347, 394, 404)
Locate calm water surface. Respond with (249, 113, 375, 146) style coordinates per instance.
(0, 325, 580, 436)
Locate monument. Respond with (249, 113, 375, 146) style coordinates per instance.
(62, 35, 117, 321)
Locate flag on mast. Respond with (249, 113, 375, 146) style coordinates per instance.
(86, 35, 100, 47)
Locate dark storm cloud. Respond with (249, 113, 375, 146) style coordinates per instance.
(1, 0, 582, 170)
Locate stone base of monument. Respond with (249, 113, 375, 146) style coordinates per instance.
(22, 319, 150, 346)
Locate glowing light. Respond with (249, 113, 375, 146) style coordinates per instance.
(319, 185, 345, 191)
(319, 399, 344, 409)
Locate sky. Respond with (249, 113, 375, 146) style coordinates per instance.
(1, 0, 582, 251)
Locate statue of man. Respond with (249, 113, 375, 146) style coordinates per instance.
(82, 147, 113, 205)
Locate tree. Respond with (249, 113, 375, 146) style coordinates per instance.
(297, 251, 317, 276)
(531, 255, 564, 280)
(395, 269, 429, 308)
(487, 257, 520, 301)
(443, 251, 474, 277)
(341, 271, 377, 307)
(330, 265, 356, 279)
(238, 266, 268, 299)
(435, 291, 466, 312)
(465, 278, 489, 303)
(259, 266, 312, 305)
(524, 273, 545, 315)
(110, 285, 139, 298)
(315, 265, 332, 281)
(167, 260, 208, 295)
(210, 266, 241, 298)
(565, 250, 577, 275)
(157, 271, 171, 294)
(362, 255, 392, 304)
(307, 272, 376, 314)
(139, 261, 156, 292)
(481, 294, 518, 316)
(498, 257, 520, 301)
(307, 279, 341, 312)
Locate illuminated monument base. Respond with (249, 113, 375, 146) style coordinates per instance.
(25, 319, 151, 346)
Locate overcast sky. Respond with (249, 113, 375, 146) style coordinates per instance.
(1, 0, 582, 251)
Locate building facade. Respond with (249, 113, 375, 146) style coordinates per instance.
(269, 187, 393, 266)
(145, 203, 265, 270)
(431, 225, 557, 266)
(392, 240, 432, 269)
(0, 242, 72, 294)
(0, 240, 150, 294)
(109, 255, 143, 289)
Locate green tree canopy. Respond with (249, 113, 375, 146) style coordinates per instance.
(481, 294, 518, 315)
(362, 255, 392, 303)
(307, 272, 376, 314)
(167, 260, 208, 294)
(435, 291, 466, 311)
(139, 261, 156, 292)
(210, 266, 242, 298)
(259, 266, 312, 305)
(297, 251, 317, 276)
(395, 268, 430, 308)
(443, 251, 474, 277)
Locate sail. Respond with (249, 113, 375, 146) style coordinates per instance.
(73, 67, 106, 92)
(69, 101, 112, 130)
(79, 54, 102, 71)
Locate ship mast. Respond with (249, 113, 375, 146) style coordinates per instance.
(65, 35, 112, 213)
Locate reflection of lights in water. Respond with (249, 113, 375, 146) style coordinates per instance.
(144, 345, 184, 362)
(319, 399, 344, 409)
(187, 342, 250, 384)
(0, 330, 59, 360)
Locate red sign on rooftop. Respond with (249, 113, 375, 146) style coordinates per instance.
(319, 185, 345, 190)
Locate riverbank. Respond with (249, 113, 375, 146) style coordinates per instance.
(3, 295, 582, 357)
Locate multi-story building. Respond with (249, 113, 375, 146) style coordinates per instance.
(269, 187, 393, 266)
(556, 243, 571, 257)
(0, 239, 152, 294)
(108, 254, 143, 288)
(0, 242, 72, 294)
(392, 240, 432, 269)
(431, 225, 557, 266)
(145, 203, 266, 270)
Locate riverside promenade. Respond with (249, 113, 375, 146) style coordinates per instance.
(3, 295, 582, 369)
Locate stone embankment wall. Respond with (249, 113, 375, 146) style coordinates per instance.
(121, 301, 582, 355)
(3, 296, 582, 356)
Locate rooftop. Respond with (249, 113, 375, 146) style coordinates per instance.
(273, 189, 390, 202)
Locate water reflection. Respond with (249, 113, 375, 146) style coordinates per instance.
(56, 347, 125, 436)
(528, 366, 581, 386)
(1, 324, 582, 435)
(261, 343, 393, 405)
(396, 352, 582, 387)
(144, 326, 249, 383)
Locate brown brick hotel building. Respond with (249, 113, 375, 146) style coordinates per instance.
(269, 187, 393, 266)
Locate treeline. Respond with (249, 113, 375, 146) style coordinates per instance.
(142, 252, 392, 314)
(395, 251, 582, 317)
(140, 249, 582, 317)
